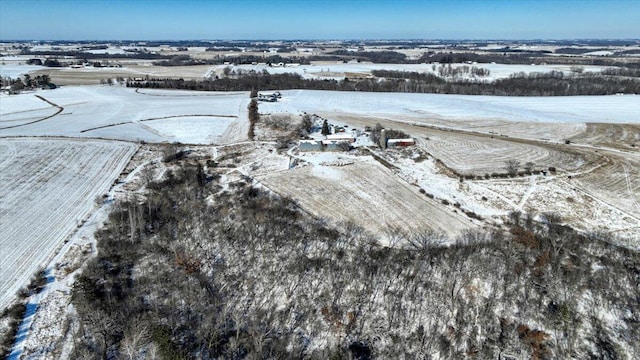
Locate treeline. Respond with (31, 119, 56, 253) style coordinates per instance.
(153, 55, 315, 66)
(68, 159, 640, 359)
(554, 47, 611, 55)
(127, 70, 640, 96)
(371, 70, 445, 83)
(127, 73, 343, 91)
(417, 51, 640, 68)
(19, 49, 173, 60)
(418, 52, 541, 64)
(152, 55, 207, 66)
(1, 74, 52, 93)
(327, 50, 408, 63)
(212, 55, 312, 65)
(601, 67, 640, 77)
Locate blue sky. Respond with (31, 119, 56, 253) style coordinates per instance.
(0, 0, 638, 40)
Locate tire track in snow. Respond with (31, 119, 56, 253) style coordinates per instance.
(79, 114, 238, 133)
(517, 175, 538, 210)
(622, 164, 640, 212)
(0, 95, 63, 130)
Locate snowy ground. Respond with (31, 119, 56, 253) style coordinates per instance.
(258, 152, 475, 243)
(260, 90, 639, 126)
(0, 86, 250, 144)
(0, 138, 136, 311)
(0, 64, 48, 79)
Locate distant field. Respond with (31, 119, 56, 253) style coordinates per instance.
(0, 59, 623, 86)
(29, 65, 214, 85)
(0, 138, 136, 310)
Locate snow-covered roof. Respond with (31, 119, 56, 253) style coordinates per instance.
(326, 134, 355, 140)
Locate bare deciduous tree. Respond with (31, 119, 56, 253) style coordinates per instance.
(505, 159, 521, 176)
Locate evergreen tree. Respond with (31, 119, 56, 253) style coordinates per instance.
(247, 99, 259, 139)
(321, 119, 330, 135)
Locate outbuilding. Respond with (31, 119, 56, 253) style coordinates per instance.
(387, 138, 416, 147)
(322, 140, 350, 151)
(326, 134, 356, 143)
(298, 140, 323, 152)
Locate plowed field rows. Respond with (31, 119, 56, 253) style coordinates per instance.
(572, 123, 640, 149)
(421, 132, 586, 175)
(0, 138, 136, 310)
(574, 156, 640, 218)
(257, 160, 473, 242)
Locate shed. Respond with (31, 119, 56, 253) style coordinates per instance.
(326, 134, 356, 143)
(387, 138, 416, 147)
(322, 140, 350, 151)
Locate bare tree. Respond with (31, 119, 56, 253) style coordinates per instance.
(505, 159, 521, 176)
(406, 229, 445, 251)
(120, 322, 150, 360)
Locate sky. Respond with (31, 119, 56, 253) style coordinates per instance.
(0, 0, 638, 40)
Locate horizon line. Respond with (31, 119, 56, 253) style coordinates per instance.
(2, 38, 639, 42)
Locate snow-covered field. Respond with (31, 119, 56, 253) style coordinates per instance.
(0, 86, 249, 144)
(0, 63, 47, 78)
(0, 56, 46, 79)
(0, 138, 136, 311)
(419, 131, 586, 175)
(258, 154, 474, 242)
(260, 90, 639, 125)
